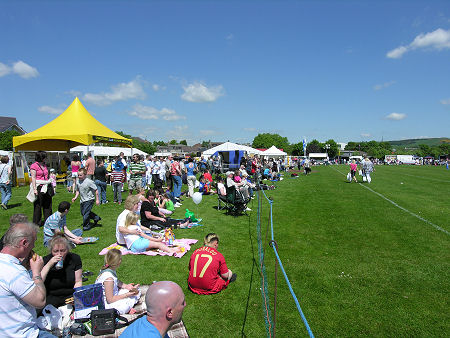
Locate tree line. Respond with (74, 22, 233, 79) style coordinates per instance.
(1, 130, 447, 159)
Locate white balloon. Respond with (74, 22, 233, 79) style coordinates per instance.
(192, 192, 203, 205)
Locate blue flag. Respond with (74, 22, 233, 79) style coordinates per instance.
(302, 139, 307, 154)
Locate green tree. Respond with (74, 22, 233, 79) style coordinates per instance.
(115, 131, 132, 139)
(289, 142, 304, 156)
(0, 130, 21, 151)
(201, 140, 210, 148)
(252, 133, 289, 150)
(180, 140, 187, 145)
(169, 139, 177, 145)
(153, 140, 166, 147)
(324, 139, 339, 158)
(133, 140, 156, 155)
(417, 144, 432, 157)
(438, 143, 450, 155)
(306, 139, 322, 154)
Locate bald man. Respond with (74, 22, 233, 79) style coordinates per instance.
(121, 281, 186, 338)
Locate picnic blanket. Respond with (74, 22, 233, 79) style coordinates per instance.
(99, 239, 198, 258)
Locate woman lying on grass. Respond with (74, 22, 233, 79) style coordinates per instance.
(95, 249, 140, 314)
(123, 212, 178, 254)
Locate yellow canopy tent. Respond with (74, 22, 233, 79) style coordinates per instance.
(13, 97, 132, 151)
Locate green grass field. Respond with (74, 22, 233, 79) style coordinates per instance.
(0, 165, 449, 337)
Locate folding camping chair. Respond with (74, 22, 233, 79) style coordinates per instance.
(223, 185, 249, 216)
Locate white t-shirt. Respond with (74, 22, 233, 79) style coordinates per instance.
(124, 224, 141, 249)
(0, 253, 39, 338)
(95, 270, 119, 303)
(116, 209, 131, 245)
(217, 182, 226, 196)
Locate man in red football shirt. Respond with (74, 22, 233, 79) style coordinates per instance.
(188, 233, 237, 295)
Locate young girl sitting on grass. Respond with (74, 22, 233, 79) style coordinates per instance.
(95, 249, 140, 314)
(123, 212, 178, 254)
(155, 189, 173, 215)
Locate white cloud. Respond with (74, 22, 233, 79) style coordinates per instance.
(181, 82, 225, 103)
(387, 28, 450, 59)
(137, 126, 158, 139)
(128, 104, 185, 121)
(386, 46, 408, 59)
(152, 84, 164, 91)
(361, 133, 371, 137)
(0, 62, 11, 77)
(83, 77, 146, 106)
(225, 33, 234, 40)
(243, 127, 256, 132)
(65, 90, 82, 97)
(199, 129, 215, 136)
(12, 60, 39, 79)
(38, 105, 64, 115)
(0, 60, 39, 78)
(385, 112, 407, 120)
(166, 125, 189, 139)
(373, 80, 396, 91)
(440, 98, 450, 105)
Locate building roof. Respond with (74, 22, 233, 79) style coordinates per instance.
(0, 116, 26, 134)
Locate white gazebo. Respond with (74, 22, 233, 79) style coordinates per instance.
(202, 142, 262, 157)
(262, 145, 287, 157)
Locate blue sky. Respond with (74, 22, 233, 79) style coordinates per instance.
(1, 0, 449, 146)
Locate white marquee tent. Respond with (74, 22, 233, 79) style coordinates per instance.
(71, 145, 148, 158)
(202, 142, 262, 157)
(262, 145, 287, 157)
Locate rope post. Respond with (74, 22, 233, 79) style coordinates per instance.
(269, 240, 278, 338)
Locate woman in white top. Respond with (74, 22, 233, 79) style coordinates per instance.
(123, 213, 177, 254)
(95, 249, 140, 314)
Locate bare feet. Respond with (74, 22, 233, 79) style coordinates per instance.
(128, 308, 137, 314)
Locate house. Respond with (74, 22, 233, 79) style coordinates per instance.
(156, 143, 207, 157)
(0, 117, 26, 134)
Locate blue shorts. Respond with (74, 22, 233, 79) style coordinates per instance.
(130, 237, 150, 253)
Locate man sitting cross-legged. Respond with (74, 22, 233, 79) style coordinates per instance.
(188, 233, 237, 295)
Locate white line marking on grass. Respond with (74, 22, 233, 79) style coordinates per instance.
(359, 184, 450, 236)
(331, 166, 450, 236)
(401, 173, 450, 183)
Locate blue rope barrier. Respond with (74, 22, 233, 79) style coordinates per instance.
(259, 187, 314, 338)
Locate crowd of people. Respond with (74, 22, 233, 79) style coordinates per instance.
(0, 147, 386, 336)
(2, 150, 273, 337)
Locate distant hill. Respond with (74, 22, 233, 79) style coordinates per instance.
(388, 137, 450, 148)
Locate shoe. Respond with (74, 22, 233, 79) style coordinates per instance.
(83, 225, 92, 231)
(1, 203, 6, 210)
(174, 203, 181, 207)
(82, 270, 93, 277)
(245, 207, 252, 211)
(103, 201, 109, 204)
(230, 273, 237, 283)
